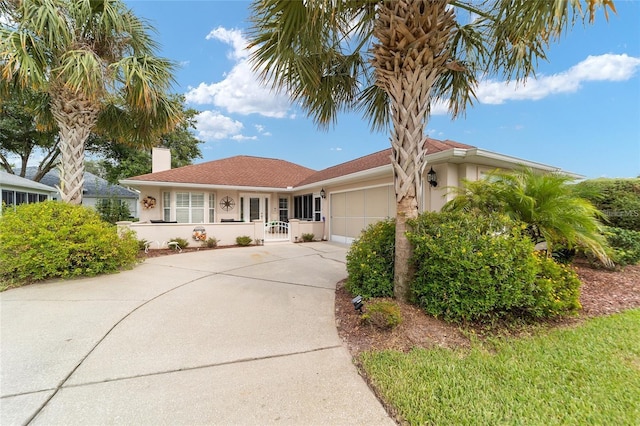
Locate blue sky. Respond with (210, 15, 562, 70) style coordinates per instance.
(125, 0, 640, 178)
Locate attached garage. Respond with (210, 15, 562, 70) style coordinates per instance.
(330, 185, 395, 244)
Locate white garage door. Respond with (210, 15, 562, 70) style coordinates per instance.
(330, 185, 395, 244)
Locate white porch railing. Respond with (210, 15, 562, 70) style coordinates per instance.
(264, 221, 290, 242)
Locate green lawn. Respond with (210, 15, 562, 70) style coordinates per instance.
(359, 309, 640, 425)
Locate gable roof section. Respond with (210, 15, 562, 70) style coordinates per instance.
(21, 167, 138, 198)
(126, 156, 317, 189)
(0, 170, 57, 192)
(296, 138, 475, 186)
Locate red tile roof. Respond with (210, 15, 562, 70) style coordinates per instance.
(125, 138, 475, 188)
(295, 138, 474, 186)
(127, 156, 317, 188)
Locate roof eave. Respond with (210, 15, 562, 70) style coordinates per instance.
(294, 164, 392, 191)
(427, 148, 584, 179)
(119, 179, 296, 193)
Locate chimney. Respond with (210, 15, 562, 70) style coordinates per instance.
(152, 147, 171, 173)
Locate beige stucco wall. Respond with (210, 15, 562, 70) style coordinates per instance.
(122, 220, 266, 247)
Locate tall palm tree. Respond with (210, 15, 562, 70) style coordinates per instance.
(248, 0, 615, 300)
(0, 0, 182, 204)
(444, 168, 613, 266)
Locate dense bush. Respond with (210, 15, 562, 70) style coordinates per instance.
(345, 219, 395, 298)
(95, 198, 132, 224)
(301, 233, 315, 242)
(408, 212, 539, 323)
(0, 201, 139, 287)
(575, 178, 640, 231)
(362, 300, 402, 330)
(236, 235, 252, 246)
(530, 253, 582, 318)
(605, 227, 640, 266)
(204, 237, 218, 248)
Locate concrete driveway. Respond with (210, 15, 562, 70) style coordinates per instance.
(1, 242, 393, 425)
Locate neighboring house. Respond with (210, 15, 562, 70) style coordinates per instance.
(0, 170, 57, 215)
(120, 139, 575, 247)
(20, 167, 140, 217)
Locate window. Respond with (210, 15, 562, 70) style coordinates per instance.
(163, 192, 171, 221)
(314, 196, 322, 221)
(175, 192, 204, 223)
(15, 192, 27, 205)
(1, 190, 48, 208)
(293, 194, 313, 220)
(2, 190, 14, 206)
(209, 193, 215, 223)
(279, 197, 288, 222)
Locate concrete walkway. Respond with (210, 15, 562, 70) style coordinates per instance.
(1, 242, 393, 425)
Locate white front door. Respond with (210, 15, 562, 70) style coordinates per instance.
(241, 194, 269, 222)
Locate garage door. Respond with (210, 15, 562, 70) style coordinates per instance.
(330, 185, 395, 244)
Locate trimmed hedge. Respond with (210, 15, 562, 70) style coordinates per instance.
(408, 212, 538, 323)
(530, 252, 582, 317)
(606, 226, 640, 266)
(575, 178, 640, 231)
(345, 219, 395, 298)
(407, 212, 582, 323)
(0, 201, 139, 287)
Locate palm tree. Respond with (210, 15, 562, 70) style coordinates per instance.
(444, 168, 613, 266)
(248, 0, 615, 301)
(0, 0, 182, 204)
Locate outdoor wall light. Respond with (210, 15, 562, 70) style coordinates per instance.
(352, 295, 364, 313)
(320, 188, 326, 199)
(427, 167, 438, 187)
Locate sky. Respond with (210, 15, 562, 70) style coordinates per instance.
(122, 0, 640, 179)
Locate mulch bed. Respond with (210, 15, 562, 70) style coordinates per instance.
(335, 261, 640, 355)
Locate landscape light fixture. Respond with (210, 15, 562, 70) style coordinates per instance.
(352, 295, 364, 314)
(320, 188, 326, 199)
(427, 167, 438, 187)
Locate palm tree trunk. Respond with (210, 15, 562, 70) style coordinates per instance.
(49, 87, 100, 205)
(372, 0, 455, 301)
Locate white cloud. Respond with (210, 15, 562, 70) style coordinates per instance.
(185, 27, 291, 119)
(254, 124, 271, 136)
(194, 110, 249, 141)
(205, 27, 249, 60)
(476, 53, 640, 105)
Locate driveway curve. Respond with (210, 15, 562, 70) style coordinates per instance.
(1, 242, 393, 425)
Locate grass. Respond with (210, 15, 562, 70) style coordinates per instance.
(359, 309, 640, 425)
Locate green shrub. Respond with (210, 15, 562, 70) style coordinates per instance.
(605, 226, 640, 266)
(362, 300, 402, 330)
(575, 178, 640, 231)
(407, 212, 538, 323)
(95, 198, 132, 224)
(0, 201, 139, 287)
(236, 235, 252, 246)
(530, 253, 582, 318)
(345, 219, 395, 298)
(204, 237, 218, 248)
(301, 233, 315, 242)
(138, 238, 149, 251)
(169, 237, 189, 250)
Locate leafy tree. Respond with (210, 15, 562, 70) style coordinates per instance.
(0, 87, 59, 181)
(248, 0, 615, 300)
(0, 0, 182, 204)
(443, 168, 612, 267)
(86, 100, 203, 184)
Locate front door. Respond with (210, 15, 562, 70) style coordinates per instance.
(241, 194, 268, 222)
